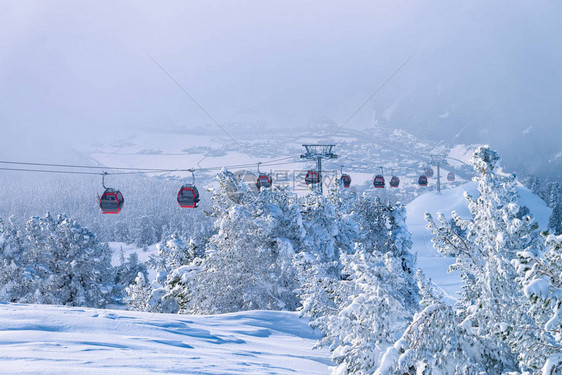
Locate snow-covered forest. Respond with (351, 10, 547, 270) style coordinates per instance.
(1, 146, 560, 373)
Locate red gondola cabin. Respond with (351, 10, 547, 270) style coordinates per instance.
(373, 175, 385, 188)
(447, 172, 455, 182)
(390, 176, 400, 188)
(340, 174, 351, 188)
(99, 188, 124, 214)
(256, 174, 272, 191)
(418, 175, 428, 187)
(177, 184, 200, 208)
(305, 171, 320, 185)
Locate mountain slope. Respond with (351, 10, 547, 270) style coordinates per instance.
(0, 304, 331, 374)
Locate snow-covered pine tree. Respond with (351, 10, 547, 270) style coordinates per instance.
(422, 146, 548, 373)
(548, 202, 562, 235)
(37, 214, 118, 307)
(128, 233, 202, 313)
(350, 194, 417, 308)
(318, 245, 416, 375)
(327, 183, 361, 256)
(296, 191, 350, 324)
(301, 193, 418, 374)
(515, 233, 562, 373)
(547, 181, 561, 208)
(115, 252, 148, 293)
(0, 213, 118, 307)
(528, 175, 546, 202)
(375, 271, 486, 374)
(126, 272, 152, 311)
(185, 169, 304, 314)
(0, 217, 38, 302)
(148, 233, 200, 287)
(146, 234, 201, 313)
(294, 250, 343, 324)
(133, 215, 158, 248)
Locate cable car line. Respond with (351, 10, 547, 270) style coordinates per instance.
(146, 53, 257, 164)
(0, 159, 303, 177)
(0, 156, 298, 175)
(0, 160, 191, 172)
(0, 167, 103, 175)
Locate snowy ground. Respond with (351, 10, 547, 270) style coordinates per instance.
(406, 181, 552, 302)
(0, 303, 332, 374)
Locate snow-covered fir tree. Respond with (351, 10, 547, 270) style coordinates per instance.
(375, 271, 487, 374)
(399, 146, 552, 373)
(350, 195, 418, 308)
(148, 233, 201, 287)
(149, 234, 201, 313)
(549, 202, 562, 235)
(126, 272, 152, 312)
(296, 192, 348, 323)
(299, 189, 418, 374)
(115, 251, 148, 293)
(127, 233, 201, 313)
(179, 169, 304, 314)
(133, 215, 158, 248)
(515, 233, 562, 373)
(0, 213, 119, 307)
(319, 245, 417, 375)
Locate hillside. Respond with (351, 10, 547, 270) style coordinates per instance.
(0, 304, 331, 374)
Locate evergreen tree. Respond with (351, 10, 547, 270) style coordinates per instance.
(0, 213, 119, 307)
(145, 234, 201, 313)
(300, 191, 418, 374)
(134, 215, 158, 247)
(126, 272, 152, 312)
(375, 271, 486, 374)
(319, 246, 415, 375)
(115, 252, 148, 292)
(548, 202, 562, 235)
(296, 191, 352, 324)
(148, 234, 199, 287)
(415, 146, 549, 373)
(183, 170, 304, 314)
(547, 181, 561, 208)
(515, 233, 562, 373)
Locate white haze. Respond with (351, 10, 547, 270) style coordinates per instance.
(1, 0, 561, 178)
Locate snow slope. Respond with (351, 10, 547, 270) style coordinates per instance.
(0, 303, 331, 374)
(406, 181, 552, 303)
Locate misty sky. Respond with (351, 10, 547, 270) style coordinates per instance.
(1, 1, 561, 177)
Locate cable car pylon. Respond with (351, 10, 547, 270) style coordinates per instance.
(300, 144, 338, 195)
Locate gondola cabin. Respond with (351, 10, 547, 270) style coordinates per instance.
(425, 167, 434, 178)
(390, 176, 400, 188)
(340, 174, 351, 188)
(447, 172, 455, 182)
(373, 175, 385, 188)
(177, 184, 200, 208)
(99, 188, 124, 214)
(418, 175, 428, 187)
(256, 174, 272, 191)
(305, 171, 320, 185)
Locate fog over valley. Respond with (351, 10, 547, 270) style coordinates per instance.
(1, 0, 561, 179)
